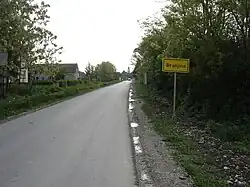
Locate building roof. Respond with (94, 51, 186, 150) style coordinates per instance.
(58, 63, 78, 73)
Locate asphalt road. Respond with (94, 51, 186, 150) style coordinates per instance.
(0, 81, 136, 187)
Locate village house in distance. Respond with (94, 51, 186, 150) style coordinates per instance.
(35, 63, 85, 81)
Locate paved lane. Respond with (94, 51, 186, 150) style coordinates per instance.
(0, 81, 136, 187)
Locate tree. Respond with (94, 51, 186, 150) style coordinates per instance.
(85, 62, 95, 81)
(96, 61, 116, 82)
(0, 0, 62, 85)
(133, 0, 250, 141)
(94, 64, 101, 80)
(85, 61, 117, 82)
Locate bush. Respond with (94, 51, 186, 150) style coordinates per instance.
(8, 84, 30, 96)
(46, 86, 63, 93)
(66, 80, 80, 86)
(33, 80, 54, 85)
(56, 80, 83, 87)
(57, 80, 67, 87)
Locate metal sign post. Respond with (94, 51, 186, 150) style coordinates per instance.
(162, 58, 190, 118)
(173, 72, 177, 117)
(0, 52, 8, 99)
(144, 72, 147, 85)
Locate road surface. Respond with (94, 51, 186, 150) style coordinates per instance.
(0, 81, 136, 187)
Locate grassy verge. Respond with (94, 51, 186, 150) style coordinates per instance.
(0, 80, 120, 121)
(135, 82, 227, 187)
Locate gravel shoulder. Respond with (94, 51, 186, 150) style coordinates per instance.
(129, 84, 193, 187)
(131, 82, 250, 187)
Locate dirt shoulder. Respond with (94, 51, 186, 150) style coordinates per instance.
(129, 83, 193, 187)
(132, 82, 250, 187)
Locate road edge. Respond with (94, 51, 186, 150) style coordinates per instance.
(127, 82, 153, 187)
(126, 82, 140, 186)
(0, 83, 120, 125)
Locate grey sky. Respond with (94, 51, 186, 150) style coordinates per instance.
(43, 0, 164, 72)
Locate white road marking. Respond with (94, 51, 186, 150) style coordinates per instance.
(133, 137, 139, 145)
(129, 88, 152, 186)
(129, 103, 134, 110)
(130, 122, 138, 128)
(135, 145, 142, 154)
(141, 172, 150, 181)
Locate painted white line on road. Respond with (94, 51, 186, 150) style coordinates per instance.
(130, 122, 139, 128)
(141, 172, 150, 181)
(135, 145, 143, 154)
(129, 103, 134, 110)
(129, 90, 133, 96)
(133, 136, 140, 145)
(129, 88, 153, 186)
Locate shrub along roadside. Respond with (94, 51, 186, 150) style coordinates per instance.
(32, 80, 84, 87)
(134, 82, 227, 187)
(0, 80, 120, 121)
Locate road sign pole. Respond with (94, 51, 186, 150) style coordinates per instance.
(173, 72, 177, 118)
(162, 57, 190, 118)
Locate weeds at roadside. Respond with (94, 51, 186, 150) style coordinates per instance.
(135, 82, 228, 187)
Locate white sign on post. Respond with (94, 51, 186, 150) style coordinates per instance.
(20, 62, 28, 83)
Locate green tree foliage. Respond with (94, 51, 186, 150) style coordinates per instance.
(0, 0, 62, 82)
(133, 0, 250, 141)
(85, 62, 95, 81)
(96, 61, 117, 81)
(85, 61, 117, 82)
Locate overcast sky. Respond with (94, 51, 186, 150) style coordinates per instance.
(42, 0, 164, 72)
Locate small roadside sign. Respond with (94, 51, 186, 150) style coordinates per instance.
(162, 57, 190, 118)
(162, 58, 189, 73)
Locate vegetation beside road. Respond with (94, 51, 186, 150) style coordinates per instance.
(0, 0, 63, 82)
(0, 80, 120, 121)
(133, 0, 250, 186)
(133, 0, 250, 142)
(135, 82, 227, 187)
(136, 82, 250, 186)
(0, 0, 125, 121)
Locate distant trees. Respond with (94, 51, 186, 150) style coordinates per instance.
(85, 61, 118, 82)
(121, 70, 131, 80)
(96, 61, 116, 81)
(133, 0, 250, 141)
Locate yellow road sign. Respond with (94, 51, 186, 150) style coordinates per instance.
(162, 58, 190, 73)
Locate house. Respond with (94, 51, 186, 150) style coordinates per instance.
(58, 63, 80, 80)
(35, 63, 80, 81)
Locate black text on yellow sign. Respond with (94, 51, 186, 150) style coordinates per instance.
(162, 58, 190, 73)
